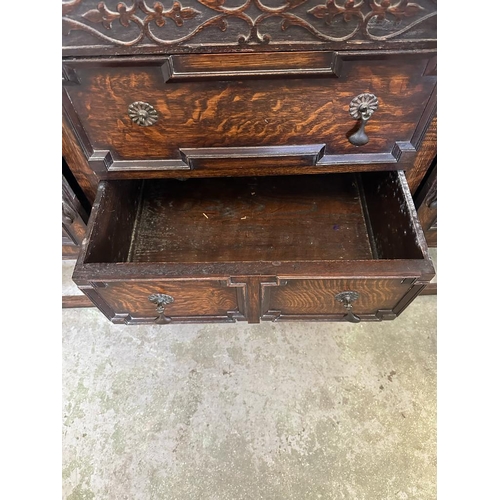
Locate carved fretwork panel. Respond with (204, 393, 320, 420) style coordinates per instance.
(62, 0, 437, 56)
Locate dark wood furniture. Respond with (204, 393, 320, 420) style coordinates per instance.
(63, 0, 437, 324)
(62, 160, 95, 308)
(414, 157, 437, 295)
(415, 158, 437, 248)
(62, 165, 89, 260)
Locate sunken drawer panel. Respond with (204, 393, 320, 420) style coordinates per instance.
(73, 170, 434, 324)
(62, 50, 436, 179)
(80, 280, 243, 325)
(261, 278, 422, 322)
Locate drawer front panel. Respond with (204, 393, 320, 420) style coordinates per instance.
(86, 280, 243, 324)
(263, 278, 417, 321)
(63, 52, 436, 176)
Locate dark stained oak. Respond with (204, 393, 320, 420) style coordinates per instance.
(361, 170, 429, 260)
(84, 181, 142, 264)
(62, 114, 99, 205)
(265, 278, 416, 319)
(420, 282, 437, 295)
(62, 173, 88, 259)
(62, 295, 95, 308)
(73, 172, 435, 323)
(93, 280, 243, 324)
(63, 6, 437, 324)
(129, 174, 372, 264)
(63, 51, 436, 176)
(406, 116, 437, 194)
(62, 239, 80, 259)
(165, 52, 343, 79)
(62, 0, 437, 57)
(414, 159, 437, 247)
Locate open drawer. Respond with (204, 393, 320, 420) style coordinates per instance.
(73, 171, 434, 324)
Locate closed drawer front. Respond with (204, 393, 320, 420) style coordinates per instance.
(82, 280, 244, 324)
(73, 170, 435, 324)
(63, 51, 436, 178)
(262, 278, 422, 322)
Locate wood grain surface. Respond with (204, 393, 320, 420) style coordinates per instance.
(406, 116, 437, 194)
(64, 4, 438, 324)
(62, 114, 99, 204)
(168, 51, 340, 78)
(64, 54, 435, 173)
(78, 172, 432, 269)
(62, 173, 88, 259)
(73, 171, 434, 323)
(414, 159, 437, 247)
(361, 170, 427, 260)
(74, 172, 433, 277)
(62, 295, 95, 308)
(128, 174, 373, 263)
(266, 278, 413, 315)
(94, 280, 240, 319)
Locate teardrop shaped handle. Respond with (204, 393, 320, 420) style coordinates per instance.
(344, 308, 361, 323)
(348, 117, 369, 147)
(348, 93, 379, 146)
(335, 291, 361, 323)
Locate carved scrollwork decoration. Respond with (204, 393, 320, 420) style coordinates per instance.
(62, 0, 437, 48)
(128, 101, 159, 127)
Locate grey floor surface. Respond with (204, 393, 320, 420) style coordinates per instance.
(62, 261, 437, 500)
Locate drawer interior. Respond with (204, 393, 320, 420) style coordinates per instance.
(83, 171, 426, 265)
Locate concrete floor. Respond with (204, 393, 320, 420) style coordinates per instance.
(62, 261, 437, 500)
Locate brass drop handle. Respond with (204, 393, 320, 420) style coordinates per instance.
(335, 291, 361, 323)
(148, 293, 174, 315)
(348, 93, 379, 146)
(148, 293, 175, 324)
